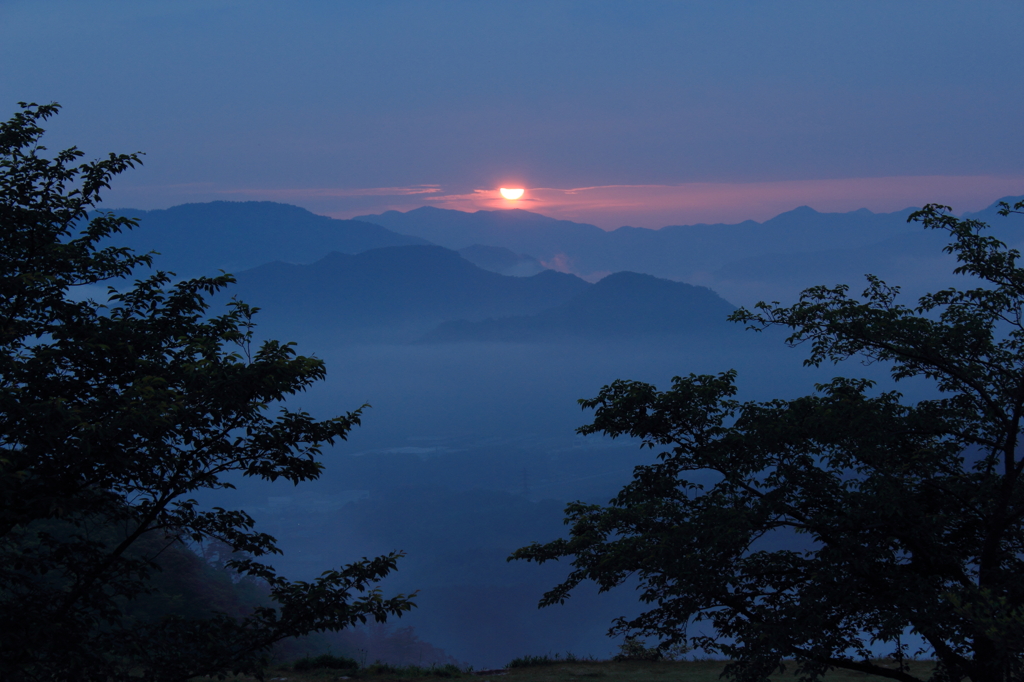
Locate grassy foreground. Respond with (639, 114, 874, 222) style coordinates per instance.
(211, 658, 937, 682)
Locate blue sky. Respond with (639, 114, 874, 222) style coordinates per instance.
(2, 1, 1023, 227)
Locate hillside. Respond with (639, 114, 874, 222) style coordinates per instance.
(226, 245, 589, 343)
(422, 272, 736, 342)
(358, 198, 1024, 306)
(354, 204, 922, 282)
(96, 201, 430, 278)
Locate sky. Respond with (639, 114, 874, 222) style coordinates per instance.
(2, 0, 1023, 229)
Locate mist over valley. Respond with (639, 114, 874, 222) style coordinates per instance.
(90, 198, 1024, 666)
(8, 4, 1024, 677)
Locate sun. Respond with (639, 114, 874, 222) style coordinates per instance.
(499, 188, 525, 200)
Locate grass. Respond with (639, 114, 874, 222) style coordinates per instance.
(205, 658, 938, 682)
(470, 660, 937, 682)
(507, 653, 595, 668)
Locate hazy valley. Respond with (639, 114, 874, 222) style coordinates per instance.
(90, 198, 1024, 667)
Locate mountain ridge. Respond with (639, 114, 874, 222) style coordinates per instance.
(354, 202, 926, 283)
(225, 244, 590, 343)
(96, 196, 1024, 315)
(94, 200, 431, 278)
(357, 197, 1024, 304)
(420, 271, 737, 343)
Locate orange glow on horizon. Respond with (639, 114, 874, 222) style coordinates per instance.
(212, 175, 1024, 231)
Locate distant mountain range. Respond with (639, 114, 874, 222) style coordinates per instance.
(96, 197, 1024, 343)
(354, 204, 925, 277)
(224, 245, 737, 344)
(226, 245, 589, 343)
(95, 201, 429, 278)
(356, 199, 1024, 304)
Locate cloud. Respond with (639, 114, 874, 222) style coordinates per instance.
(217, 185, 443, 198)
(538, 253, 573, 274)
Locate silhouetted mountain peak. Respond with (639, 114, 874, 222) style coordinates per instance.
(95, 200, 430, 278)
(528, 269, 587, 285)
(590, 270, 674, 288)
(353, 206, 607, 252)
(422, 270, 736, 343)
(563, 271, 734, 317)
(226, 244, 591, 343)
(963, 196, 1024, 222)
(146, 200, 319, 220)
(398, 205, 563, 225)
(762, 205, 823, 225)
(475, 208, 565, 224)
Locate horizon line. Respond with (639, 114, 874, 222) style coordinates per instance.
(101, 174, 1024, 231)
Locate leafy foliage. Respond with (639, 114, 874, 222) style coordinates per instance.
(293, 653, 360, 671)
(512, 200, 1024, 682)
(290, 654, 466, 679)
(121, 537, 271, 624)
(506, 654, 561, 668)
(506, 652, 589, 668)
(612, 637, 663, 662)
(0, 103, 414, 681)
(358, 662, 466, 678)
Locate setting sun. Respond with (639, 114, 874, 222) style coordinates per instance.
(499, 188, 524, 200)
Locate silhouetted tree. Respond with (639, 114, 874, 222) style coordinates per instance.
(0, 102, 414, 681)
(513, 200, 1024, 682)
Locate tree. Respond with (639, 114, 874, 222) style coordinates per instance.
(512, 199, 1024, 682)
(0, 102, 414, 681)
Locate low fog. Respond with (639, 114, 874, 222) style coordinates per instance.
(113, 199, 1021, 667)
(199, 338, 811, 665)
